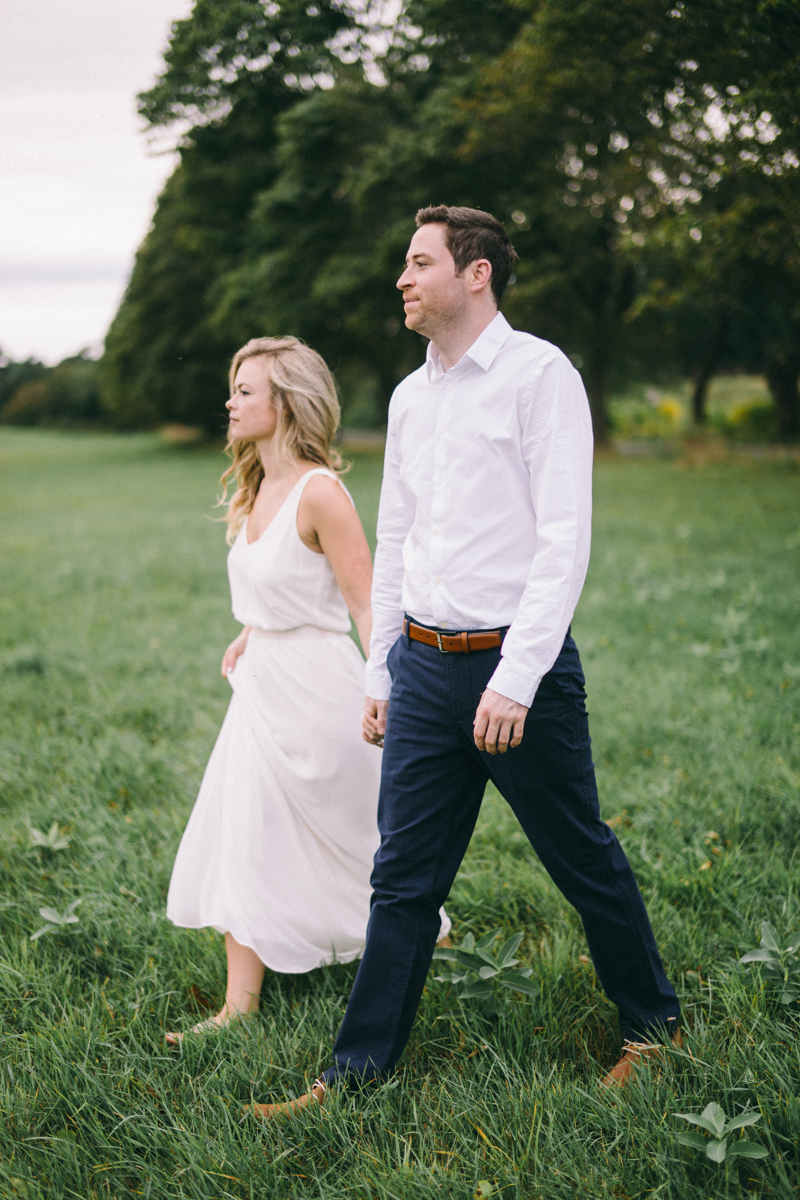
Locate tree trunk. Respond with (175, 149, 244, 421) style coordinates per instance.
(765, 348, 800, 440)
(691, 312, 726, 425)
(585, 345, 610, 444)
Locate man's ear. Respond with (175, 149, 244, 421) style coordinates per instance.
(469, 258, 493, 294)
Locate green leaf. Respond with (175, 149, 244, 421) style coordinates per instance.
(30, 924, 58, 941)
(724, 1112, 761, 1133)
(740, 948, 778, 964)
(460, 980, 494, 999)
(474, 948, 501, 968)
(38, 907, 64, 925)
(453, 949, 493, 972)
(474, 1182, 493, 1198)
(760, 921, 780, 952)
(64, 898, 83, 916)
(779, 989, 798, 1004)
(676, 1113, 722, 1136)
(478, 965, 499, 980)
(496, 933, 524, 966)
(701, 1103, 727, 1137)
(475, 929, 501, 951)
(462, 933, 475, 952)
(29, 827, 48, 847)
(705, 1138, 728, 1163)
(432, 947, 458, 961)
(677, 1131, 708, 1150)
(498, 972, 538, 997)
(727, 1141, 768, 1159)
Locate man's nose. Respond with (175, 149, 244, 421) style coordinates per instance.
(396, 269, 411, 290)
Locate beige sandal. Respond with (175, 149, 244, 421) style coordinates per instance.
(165, 1016, 227, 1047)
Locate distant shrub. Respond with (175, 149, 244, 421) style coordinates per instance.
(656, 397, 684, 425)
(1, 353, 104, 427)
(2, 380, 51, 426)
(609, 390, 688, 438)
(724, 398, 777, 441)
(0, 353, 48, 412)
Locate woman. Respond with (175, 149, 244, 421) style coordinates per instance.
(166, 336, 448, 1042)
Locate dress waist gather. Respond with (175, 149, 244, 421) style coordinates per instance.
(248, 624, 350, 641)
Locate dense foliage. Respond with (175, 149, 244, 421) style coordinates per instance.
(0, 351, 103, 428)
(100, 1, 800, 437)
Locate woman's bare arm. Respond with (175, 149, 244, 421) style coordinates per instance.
(297, 474, 374, 657)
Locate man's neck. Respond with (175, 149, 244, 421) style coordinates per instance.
(431, 307, 498, 372)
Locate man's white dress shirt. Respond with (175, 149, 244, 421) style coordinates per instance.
(365, 312, 594, 709)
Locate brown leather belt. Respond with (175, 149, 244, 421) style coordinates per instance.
(403, 618, 504, 654)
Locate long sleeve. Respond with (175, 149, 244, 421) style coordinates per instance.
(487, 355, 593, 708)
(364, 404, 410, 700)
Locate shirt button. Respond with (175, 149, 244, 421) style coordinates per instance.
(436, 476, 443, 484)
(435, 577, 441, 584)
(439, 427, 446, 435)
(446, 384, 453, 391)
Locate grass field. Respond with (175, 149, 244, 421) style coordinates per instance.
(1, 428, 799, 1199)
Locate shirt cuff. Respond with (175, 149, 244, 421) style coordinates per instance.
(486, 659, 542, 709)
(364, 659, 393, 702)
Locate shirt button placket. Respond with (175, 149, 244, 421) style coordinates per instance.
(430, 381, 451, 626)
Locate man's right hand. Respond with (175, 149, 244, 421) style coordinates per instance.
(362, 696, 389, 746)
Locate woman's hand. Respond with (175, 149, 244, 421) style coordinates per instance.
(222, 627, 251, 678)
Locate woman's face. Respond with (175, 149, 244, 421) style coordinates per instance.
(226, 358, 279, 443)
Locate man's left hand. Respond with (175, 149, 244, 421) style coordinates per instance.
(473, 688, 529, 755)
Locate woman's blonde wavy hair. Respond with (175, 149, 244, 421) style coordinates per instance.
(219, 336, 345, 543)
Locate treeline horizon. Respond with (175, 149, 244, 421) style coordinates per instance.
(5, 1, 800, 441)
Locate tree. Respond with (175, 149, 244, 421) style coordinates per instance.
(101, 0, 379, 431)
(451, 0, 799, 437)
(0, 353, 49, 417)
(1, 352, 102, 427)
(101, 0, 800, 439)
(103, 0, 529, 428)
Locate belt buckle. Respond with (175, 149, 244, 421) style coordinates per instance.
(435, 631, 448, 653)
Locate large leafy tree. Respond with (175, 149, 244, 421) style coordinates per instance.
(456, 0, 800, 437)
(101, 0, 799, 438)
(101, 1, 385, 431)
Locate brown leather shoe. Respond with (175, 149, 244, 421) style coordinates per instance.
(601, 1028, 683, 1088)
(248, 1078, 326, 1120)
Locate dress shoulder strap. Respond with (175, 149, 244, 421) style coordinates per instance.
(294, 467, 355, 508)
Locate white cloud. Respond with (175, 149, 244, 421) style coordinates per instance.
(0, 0, 192, 362)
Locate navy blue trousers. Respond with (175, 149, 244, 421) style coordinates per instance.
(321, 627, 680, 1083)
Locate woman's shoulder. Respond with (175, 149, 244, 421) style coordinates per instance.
(299, 470, 353, 508)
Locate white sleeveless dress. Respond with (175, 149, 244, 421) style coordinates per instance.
(167, 468, 449, 972)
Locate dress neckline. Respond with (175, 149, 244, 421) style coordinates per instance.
(244, 467, 332, 547)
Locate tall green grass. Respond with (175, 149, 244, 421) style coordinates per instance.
(1, 429, 798, 1198)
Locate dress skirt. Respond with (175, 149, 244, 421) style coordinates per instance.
(167, 625, 419, 972)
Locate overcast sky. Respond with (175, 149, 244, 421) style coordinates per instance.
(1, 0, 193, 364)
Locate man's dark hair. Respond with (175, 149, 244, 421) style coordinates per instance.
(415, 205, 518, 303)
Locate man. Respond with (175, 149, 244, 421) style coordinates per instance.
(253, 205, 680, 1118)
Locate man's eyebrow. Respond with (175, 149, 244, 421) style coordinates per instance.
(405, 252, 433, 264)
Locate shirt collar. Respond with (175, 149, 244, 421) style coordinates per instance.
(425, 311, 513, 381)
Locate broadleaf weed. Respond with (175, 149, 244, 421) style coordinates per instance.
(740, 920, 800, 1004)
